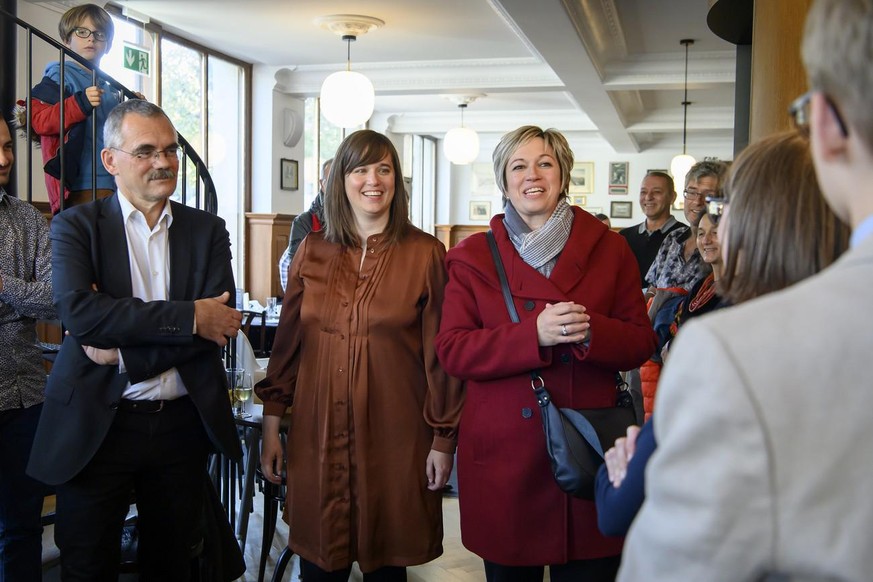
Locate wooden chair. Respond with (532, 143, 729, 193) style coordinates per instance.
(240, 310, 268, 357)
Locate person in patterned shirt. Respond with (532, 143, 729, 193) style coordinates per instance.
(644, 160, 728, 295)
(0, 118, 55, 581)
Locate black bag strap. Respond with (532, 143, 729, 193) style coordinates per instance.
(487, 230, 630, 413)
(486, 230, 520, 324)
(487, 230, 542, 385)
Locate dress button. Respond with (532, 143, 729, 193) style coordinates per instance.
(560, 353, 571, 363)
(523, 301, 535, 311)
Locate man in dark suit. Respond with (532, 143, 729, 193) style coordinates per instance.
(28, 100, 243, 580)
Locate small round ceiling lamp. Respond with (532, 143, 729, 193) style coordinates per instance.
(443, 95, 483, 165)
(315, 15, 384, 129)
(670, 39, 696, 189)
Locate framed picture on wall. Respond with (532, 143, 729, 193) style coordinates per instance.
(569, 162, 594, 194)
(571, 195, 587, 206)
(280, 158, 298, 191)
(608, 162, 628, 187)
(469, 201, 492, 221)
(610, 201, 633, 219)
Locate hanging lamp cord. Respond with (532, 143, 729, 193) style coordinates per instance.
(343, 34, 357, 72)
(681, 39, 692, 155)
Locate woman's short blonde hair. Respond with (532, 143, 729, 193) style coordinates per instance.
(323, 130, 409, 248)
(492, 126, 574, 204)
(719, 130, 850, 304)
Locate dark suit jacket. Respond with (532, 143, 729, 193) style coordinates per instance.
(28, 195, 242, 486)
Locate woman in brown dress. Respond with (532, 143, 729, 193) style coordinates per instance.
(256, 130, 463, 582)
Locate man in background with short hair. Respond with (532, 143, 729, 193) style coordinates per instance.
(619, 171, 685, 288)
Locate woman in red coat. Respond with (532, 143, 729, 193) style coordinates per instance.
(435, 126, 656, 582)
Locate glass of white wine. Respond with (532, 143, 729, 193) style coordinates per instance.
(226, 368, 252, 419)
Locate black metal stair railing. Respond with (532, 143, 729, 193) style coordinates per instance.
(1, 7, 218, 215)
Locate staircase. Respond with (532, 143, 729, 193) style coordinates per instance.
(0, 6, 218, 215)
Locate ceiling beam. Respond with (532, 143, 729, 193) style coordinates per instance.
(491, 0, 642, 153)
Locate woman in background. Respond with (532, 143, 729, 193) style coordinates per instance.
(436, 125, 655, 582)
(257, 130, 464, 581)
(594, 129, 850, 538)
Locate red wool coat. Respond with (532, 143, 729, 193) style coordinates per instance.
(435, 207, 656, 566)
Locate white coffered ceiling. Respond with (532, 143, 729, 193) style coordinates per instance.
(26, 0, 737, 155)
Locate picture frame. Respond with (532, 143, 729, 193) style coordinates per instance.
(569, 162, 594, 194)
(608, 186, 628, 196)
(469, 201, 492, 221)
(608, 162, 628, 187)
(570, 195, 587, 207)
(280, 158, 298, 191)
(610, 201, 633, 219)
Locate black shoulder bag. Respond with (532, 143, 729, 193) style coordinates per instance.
(486, 230, 635, 499)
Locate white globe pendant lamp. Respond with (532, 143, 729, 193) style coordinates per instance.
(444, 105, 480, 165)
(670, 39, 696, 189)
(316, 15, 384, 129)
(443, 95, 483, 165)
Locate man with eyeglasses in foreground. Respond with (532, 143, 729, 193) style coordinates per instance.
(27, 100, 243, 580)
(619, 0, 873, 579)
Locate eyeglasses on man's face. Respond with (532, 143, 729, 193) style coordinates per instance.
(789, 90, 848, 138)
(683, 188, 716, 201)
(111, 146, 181, 163)
(705, 196, 727, 225)
(72, 27, 108, 42)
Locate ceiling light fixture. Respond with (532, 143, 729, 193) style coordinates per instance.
(316, 15, 384, 129)
(670, 39, 696, 189)
(443, 95, 482, 165)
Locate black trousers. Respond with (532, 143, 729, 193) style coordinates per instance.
(301, 558, 407, 582)
(55, 397, 210, 582)
(0, 403, 48, 582)
(484, 555, 621, 582)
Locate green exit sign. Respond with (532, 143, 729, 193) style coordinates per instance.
(123, 44, 150, 76)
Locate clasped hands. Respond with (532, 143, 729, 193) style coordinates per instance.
(78, 290, 242, 365)
(536, 301, 590, 346)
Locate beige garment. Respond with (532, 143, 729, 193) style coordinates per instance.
(619, 236, 873, 581)
(256, 226, 464, 573)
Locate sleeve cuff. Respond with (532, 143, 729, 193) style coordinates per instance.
(431, 434, 457, 455)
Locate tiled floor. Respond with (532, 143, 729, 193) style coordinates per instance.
(246, 496, 486, 582)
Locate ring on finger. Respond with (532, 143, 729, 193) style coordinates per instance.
(561, 324, 568, 336)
